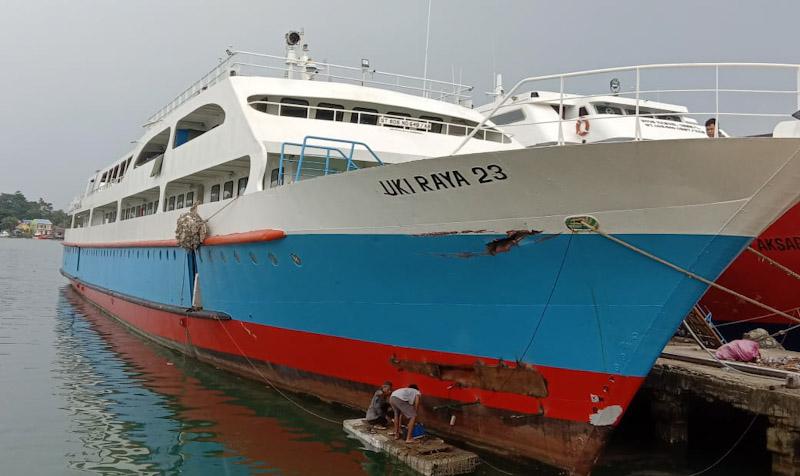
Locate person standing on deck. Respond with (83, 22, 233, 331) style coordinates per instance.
(390, 384, 421, 443)
(365, 381, 393, 427)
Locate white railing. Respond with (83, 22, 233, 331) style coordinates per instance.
(455, 63, 800, 154)
(247, 100, 510, 143)
(145, 49, 473, 127)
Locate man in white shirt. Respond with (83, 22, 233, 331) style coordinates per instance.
(390, 384, 421, 443)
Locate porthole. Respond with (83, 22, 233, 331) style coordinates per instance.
(233, 250, 241, 263)
(290, 253, 302, 266)
(268, 252, 278, 266)
(249, 252, 258, 264)
(219, 250, 227, 263)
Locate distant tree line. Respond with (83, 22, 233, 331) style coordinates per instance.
(0, 191, 68, 231)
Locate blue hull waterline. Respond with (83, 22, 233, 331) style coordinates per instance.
(63, 232, 750, 378)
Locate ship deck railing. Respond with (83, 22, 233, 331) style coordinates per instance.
(146, 50, 473, 127)
(278, 135, 383, 185)
(455, 62, 800, 154)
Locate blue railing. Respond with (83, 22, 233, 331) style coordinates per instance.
(278, 136, 383, 184)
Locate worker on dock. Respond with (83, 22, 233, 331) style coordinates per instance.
(390, 384, 421, 443)
(366, 381, 394, 428)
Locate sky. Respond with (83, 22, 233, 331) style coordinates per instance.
(0, 0, 798, 209)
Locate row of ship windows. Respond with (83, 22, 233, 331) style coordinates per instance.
(65, 246, 301, 267)
(73, 248, 180, 261)
(248, 96, 509, 143)
(119, 177, 249, 221)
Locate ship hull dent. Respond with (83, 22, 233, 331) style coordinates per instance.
(67, 276, 626, 475)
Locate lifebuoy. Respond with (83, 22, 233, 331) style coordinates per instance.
(576, 118, 590, 137)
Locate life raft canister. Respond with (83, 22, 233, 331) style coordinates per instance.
(576, 118, 590, 137)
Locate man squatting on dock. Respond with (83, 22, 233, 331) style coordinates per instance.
(366, 381, 394, 427)
(390, 385, 422, 443)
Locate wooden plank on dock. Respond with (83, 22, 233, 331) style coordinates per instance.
(343, 419, 479, 476)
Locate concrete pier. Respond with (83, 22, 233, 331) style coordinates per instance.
(644, 342, 800, 476)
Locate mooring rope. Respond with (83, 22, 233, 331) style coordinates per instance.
(213, 317, 343, 425)
(579, 220, 800, 327)
(746, 246, 800, 282)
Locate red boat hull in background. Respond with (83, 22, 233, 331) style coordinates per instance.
(701, 202, 800, 344)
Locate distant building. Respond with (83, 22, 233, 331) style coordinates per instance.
(15, 222, 31, 235)
(30, 219, 53, 237)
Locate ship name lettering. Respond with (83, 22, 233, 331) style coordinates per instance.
(757, 236, 800, 252)
(379, 165, 506, 197)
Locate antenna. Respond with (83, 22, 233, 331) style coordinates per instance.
(422, 0, 432, 98)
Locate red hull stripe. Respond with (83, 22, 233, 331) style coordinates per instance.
(63, 228, 285, 249)
(69, 278, 644, 425)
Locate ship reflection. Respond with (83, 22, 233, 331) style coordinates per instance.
(55, 286, 383, 475)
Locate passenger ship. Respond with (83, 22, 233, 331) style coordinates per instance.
(61, 35, 800, 475)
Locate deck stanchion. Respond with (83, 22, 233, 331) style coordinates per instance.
(558, 76, 565, 145)
(635, 68, 641, 141)
(715, 65, 720, 138)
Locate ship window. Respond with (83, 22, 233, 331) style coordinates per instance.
(167, 196, 175, 211)
(210, 184, 220, 202)
(176, 194, 184, 209)
(154, 200, 158, 212)
(419, 115, 443, 134)
(174, 104, 226, 148)
(351, 107, 379, 125)
(447, 119, 467, 136)
(135, 128, 170, 167)
(237, 177, 248, 196)
(186, 192, 194, 207)
(315, 102, 344, 121)
(491, 108, 526, 126)
(223, 181, 234, 199)
(270, 168, 282, 187)
(248, 95, 269, 112)
(147, 202, 153, 215)
(593, 103, 623, 115)
(280, 98, 309, 118)
(579, 107, 589, 117)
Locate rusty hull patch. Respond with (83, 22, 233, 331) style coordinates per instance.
(486, 230, 541, 255)
(391, 358, 548, 397)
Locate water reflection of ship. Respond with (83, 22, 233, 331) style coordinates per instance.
(62, 286, 374, 476)
(55, 289, 176, 474)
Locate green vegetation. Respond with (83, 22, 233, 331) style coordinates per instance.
(0, 191, 68, 231)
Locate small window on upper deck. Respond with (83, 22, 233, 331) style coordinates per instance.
(280, 98, 309, 118)
(315, 102, 344, 121)
(223, 181, 234, 199)
(491, 108, 526, 126)
(176, 194, 184, 209)
(237, 177, 248, 196)
(173, 104, 226, 148)
(248, 95, 269, 113)
(186, 192, 194, 207)
(210, 185, 220, 202)
(168, 196, 176, 211)
(351, 107, 379, 125)
(419, 116, 443, 134)
(593, 103, 623, 115)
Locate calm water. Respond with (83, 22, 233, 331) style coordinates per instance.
(0, 239, 765, 475)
